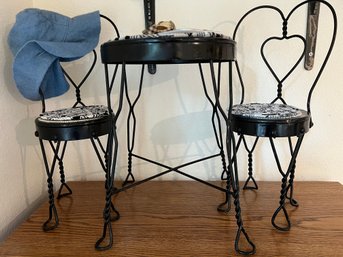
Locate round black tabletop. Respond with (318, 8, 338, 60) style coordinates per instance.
(101, 37, 236, 64)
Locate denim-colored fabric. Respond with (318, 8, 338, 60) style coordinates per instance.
(8, 8, 100, 100)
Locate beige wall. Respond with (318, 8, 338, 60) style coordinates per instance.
(0, 0, 44, 241)
(1, 0, 342, 240)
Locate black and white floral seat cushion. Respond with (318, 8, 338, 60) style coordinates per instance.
(232, 103, 305, 120)
(38, 105, 109, 123)
(123, 29, 230, 40)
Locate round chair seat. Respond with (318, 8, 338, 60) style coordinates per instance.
(35, 105, 112, 141)
(231, 103, 311, 137)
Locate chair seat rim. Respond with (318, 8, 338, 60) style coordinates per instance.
(231, 114, 310, 137)
(35, 116, 112, 141)
(231, 103, 310, 124)
(231, 105, 311, 137)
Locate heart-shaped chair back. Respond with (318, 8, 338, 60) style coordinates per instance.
(261, 34, 306, 104)
(232, 0, 337, 127)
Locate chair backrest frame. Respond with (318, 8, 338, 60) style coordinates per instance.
(232, 0, 337, 127)
(39, 14, 121, 114)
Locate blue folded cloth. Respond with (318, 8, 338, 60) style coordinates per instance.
(8, 8, 100, 100)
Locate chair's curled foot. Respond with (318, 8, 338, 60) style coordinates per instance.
(243, 176, 258, 190)
(217, 196, 231, 213)
(122, 174, 135, 187)
(286, 195, 299, 207)
(221, 170, 228, 181)
(42, 206, 59, 231)
(110, 202, 121, 221)
(271, 205, 291, 231)
(235, 226, 256, 255)
(95, 221, 113, 251)
(57, 182, 72, 199)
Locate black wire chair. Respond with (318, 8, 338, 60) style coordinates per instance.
(228, 0, 337, 231)
(35, 14, 120, 233)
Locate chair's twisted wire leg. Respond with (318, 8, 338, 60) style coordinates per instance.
(219, 150, 228, 180)
(95, 133, 120, 251)
(90, 137, 120, 222)
(271, 176, 291, 231)
(242, 136, 259, 190)
(230, 132, 256, 255)
(38, 139, 60, 231)
(270, 135, 304, 231)
(242, 167, 258, 190)
(242, 152, 259, 190)
(285, 169, 299, 207)
(122, 152, 135, 186)
(285, 137, 298, 207)
(95, 179, 114, 250)
(233, 192, 256, 255)
(57, 180, 73, 199)
(110, 201, 120, 222)
(224, 155, 257, 256)
(95, 125, 117, 251)
(217, 170, 232, 213)
(43, 175, 59, 231)
(56, 142, 73, 199)
(44, 140, 72, 200)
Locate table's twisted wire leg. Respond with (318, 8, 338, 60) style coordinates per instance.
(207, 61, 255, 255)
(123, 65, 145, 186)
(38, 139, 60, 231)
(96, 64, 125, 250)
(199, 63, 231, 212)
(200, 63, 228, 175)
